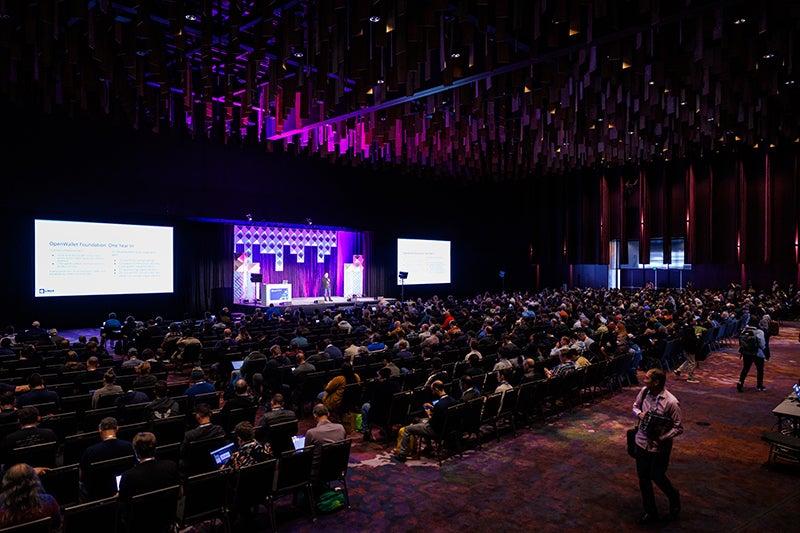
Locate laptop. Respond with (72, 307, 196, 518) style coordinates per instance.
(231, 360, 244, 371)
(291, 434, 306, 451)
(210, 442, 236, 466)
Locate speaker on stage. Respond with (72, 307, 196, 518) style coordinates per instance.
(250, 273, 263, 283)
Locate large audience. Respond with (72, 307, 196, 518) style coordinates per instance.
(0, 282, 797, 528)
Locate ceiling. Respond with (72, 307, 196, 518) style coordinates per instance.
(1, 0, 799, 181)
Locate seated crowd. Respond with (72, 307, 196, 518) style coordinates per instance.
(0, 283, 795, 527)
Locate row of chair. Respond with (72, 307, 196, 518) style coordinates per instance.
(0, 438, 353, 533)
(379, 355, 636, 465)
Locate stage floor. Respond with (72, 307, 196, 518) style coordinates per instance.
(232, 295, 394, 315)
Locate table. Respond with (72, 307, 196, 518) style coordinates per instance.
(772, 397, 800, 436)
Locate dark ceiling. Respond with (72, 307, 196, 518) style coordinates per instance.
(1, 0, 799, 181)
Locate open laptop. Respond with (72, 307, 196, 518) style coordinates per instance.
(231, 360, 244, 371)
(210, 442, 236, 466)
(291, 434, 306, 451)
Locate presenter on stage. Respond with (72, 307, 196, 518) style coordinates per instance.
(321, 272, 332, 302)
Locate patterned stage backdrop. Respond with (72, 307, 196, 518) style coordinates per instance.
(233, 224, 362, 302)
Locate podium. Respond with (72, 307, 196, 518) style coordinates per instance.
(263, 283, 292, 305)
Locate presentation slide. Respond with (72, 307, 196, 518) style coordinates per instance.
(34, 219, 174, 297)
(397, 238, 451, 285)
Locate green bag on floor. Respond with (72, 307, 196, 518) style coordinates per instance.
(317, 489, 346, 514)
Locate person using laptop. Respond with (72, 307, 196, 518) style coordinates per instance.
(221, 422, 272, 470)
(79, 417, 134, 499)
(305, 404, 346, 481)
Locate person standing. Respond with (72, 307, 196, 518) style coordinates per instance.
(674, 319, 700, 384)
(321, 272, 332, 302)
(631, 368, 683, 525)
(736, 318, 767, 392)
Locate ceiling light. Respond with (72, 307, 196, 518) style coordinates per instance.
(369, 15, 381, 23)
(762, 53, 775, 59)
(786, 80, 796, 85)
(293, 50, 304, 58)
(450, 52, 461, 59)
(376, 78, 385, 84)
(185, 14, 199, 22)
(733, 18, 747, 25)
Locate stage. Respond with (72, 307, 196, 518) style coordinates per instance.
(232, 295, 396, 316)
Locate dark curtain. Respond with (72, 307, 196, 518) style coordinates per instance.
(179, 222, 232, 316)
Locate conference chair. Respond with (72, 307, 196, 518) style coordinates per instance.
(122, 484, 181, 533)
(176, 469, 232, 533)
(315, 439, 352, 507)
(0, 516, 51, 533)
(62, 497, 118, 533)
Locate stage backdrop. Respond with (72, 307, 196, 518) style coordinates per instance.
(233, 224, 369, 303)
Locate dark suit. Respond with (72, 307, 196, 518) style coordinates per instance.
(15, 388, 60, 410)
(180, 423, 226, 459)
(256, 407, 298, 428)
(80, 438, 135, 471)
(118, 458, 181, 499)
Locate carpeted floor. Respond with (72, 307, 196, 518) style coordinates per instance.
(65, 323, 800, 532)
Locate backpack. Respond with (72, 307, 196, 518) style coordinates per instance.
(316, 489, 346, 514)
(739, 327, 759, 355)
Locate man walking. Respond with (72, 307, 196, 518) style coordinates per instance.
(631, 368, 683, 525)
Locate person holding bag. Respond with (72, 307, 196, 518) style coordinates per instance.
(631, 368, 684, 525)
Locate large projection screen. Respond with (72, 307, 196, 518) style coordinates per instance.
(34, 219, 174, 297)
(396, 238, 451, 285)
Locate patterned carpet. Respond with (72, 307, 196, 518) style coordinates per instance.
(206, 323, 800, 532)
(66, 324, 800, 532)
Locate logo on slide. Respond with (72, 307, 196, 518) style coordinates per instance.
(38, 288, 55, 295)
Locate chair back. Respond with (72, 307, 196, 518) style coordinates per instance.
(39, 463, 80, 508)
(191, 391, 220, 409)
(62, 432, 102, 465)
(84, 454, 136, 501)
(262, 419, 298, 456)
(182, 435, 228, 476)
(62, 496, 118, 533)
(151, 415, 186, 445)
(178, 469, 232, 526)
(480, 392, 503, 424)
(6, 441, 58, 469)
(233, 458, 277, 509)
(39, 411, 78, 440)
(124, 484, 180, 533)
(0, 516, 51, 533)
(96, 393, 123, 409)
(275, 447, 314, 494)
(316, 439, 352, 485)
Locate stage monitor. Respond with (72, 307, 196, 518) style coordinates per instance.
(34, 219, 174, 297)
(396, 238, 451, 286)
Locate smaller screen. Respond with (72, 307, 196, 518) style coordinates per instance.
(397, 238, 451, 286)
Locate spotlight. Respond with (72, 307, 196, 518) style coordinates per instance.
(305, 218, 313, 225)
(369, 15, 381, 23)
(246, 214, 253, 222)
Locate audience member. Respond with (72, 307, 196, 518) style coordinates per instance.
(0, 463, 61, 529)
(91, 370, 123, 409)
(118, 432, 181, 500)
(221, 422, 272, 470)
